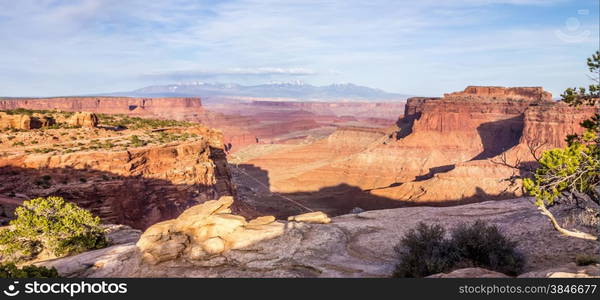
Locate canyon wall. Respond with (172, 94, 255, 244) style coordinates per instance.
(242, 86, 597, 209)
(370, 88, 597, 203)
(242, 100, 406, 120)
(0, 97, 204, 121)
(0, 126, 236, 229)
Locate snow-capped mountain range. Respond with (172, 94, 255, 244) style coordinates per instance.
(108, 81, 410, 102)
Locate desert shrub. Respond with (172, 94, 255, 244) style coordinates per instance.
(0, 196, 107, 262)
(129, 135, 146, 147)
(392, 223, 457, 278)
(0, 263, 59, 278)
(575, 254, 599, 266)
(451, 220, 524, 275)
(523, 136, 599, 207)
(521, 51, 599, 241)
(393, 221, 524, 277)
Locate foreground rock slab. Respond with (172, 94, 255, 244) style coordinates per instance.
(38, 198, 598, 278)
(427, 268, 510, 278)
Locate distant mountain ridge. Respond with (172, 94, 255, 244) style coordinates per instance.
(106, 82, 410, 102)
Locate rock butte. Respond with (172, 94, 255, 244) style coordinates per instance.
(238, 86, 597, 213)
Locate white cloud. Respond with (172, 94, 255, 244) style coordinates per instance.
(0, 0, 596, 96)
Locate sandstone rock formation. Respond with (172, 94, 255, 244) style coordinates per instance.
(0, 97, 204, 122)
(67, 112, 98, 128)
(427, 264, 600, 278)
(0, 112, 34, 130)
(137, 196, 284, 264)
(36, 198, 598, 277)
(220, 100, 406, 121)
(0, 126, 236, 229)
(236, 86, 597, 210)
(370, 99, 597, 203)
(444, 86, 553, 101)
(0, 97, 394, 153)
(427, 268, 510, 278)
(0, 111, 99, 130)
(287, 211, 331, 224)
(518, 263, 599, 278)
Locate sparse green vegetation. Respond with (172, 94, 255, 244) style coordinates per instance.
(97, 114, 193, 129)
(393, 221, 524, 277)
(0, 263, 59, 278)
(34, 175, 52, 189)
(575, 254, 599, 266)
(0, 196, 107, 262)
(523, 51, 599, 241)
(31, 148, 55, 154)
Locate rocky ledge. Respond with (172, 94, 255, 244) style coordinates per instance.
(35, 196, 597, 278)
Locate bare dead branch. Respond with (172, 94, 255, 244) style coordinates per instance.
(536, 202, 598, 241)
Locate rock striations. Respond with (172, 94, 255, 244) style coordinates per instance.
(239, 86, 597, 208)
(0, 97, 204, 122)
(0, 125, 235, 229)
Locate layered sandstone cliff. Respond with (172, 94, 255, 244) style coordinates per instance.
(237, 86, 596, 209)
(444, 86, 553, 101)
(0, 125, 236, 229)
(0, 97, 204, 122)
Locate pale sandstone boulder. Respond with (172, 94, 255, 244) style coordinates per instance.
(427, 268, 510, 278)
(518, 263, 599, 278)
(0, 112, 32, 130)
(67, 112, 98, 128)
(288, 211, 331, 224)
(137, 196, 282, 264)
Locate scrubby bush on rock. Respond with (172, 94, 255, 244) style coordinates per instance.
(0, 263, 59, 278)
(0, 196, 108, 262)
(392, 223, 457, 278)
(450, 220, 524, 276)
(575, 254, 599, 266)
(393, 220, 524, 277)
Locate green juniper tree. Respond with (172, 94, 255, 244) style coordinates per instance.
(0, 196, 108, 262)
(523, 51, 599, 241)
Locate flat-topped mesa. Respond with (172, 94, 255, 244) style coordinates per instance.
(444, 86, 553, 102)
(0, 97, 204, 121)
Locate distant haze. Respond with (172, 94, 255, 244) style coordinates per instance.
(106, 82, 411, 102)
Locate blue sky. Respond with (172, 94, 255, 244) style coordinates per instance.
(0, 0, 598, 97)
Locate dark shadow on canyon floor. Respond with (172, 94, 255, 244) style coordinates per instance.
(1, 162, 522, 230)
(0, 165, 233, 230)
(414, 164, 456, 181)
(473, 115, 523, 160)
(231, 163, 520, 219)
